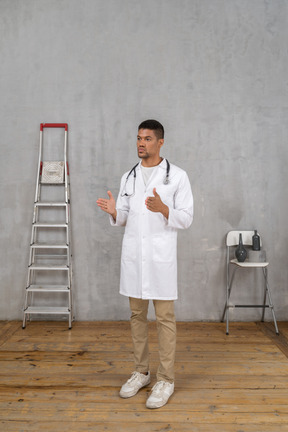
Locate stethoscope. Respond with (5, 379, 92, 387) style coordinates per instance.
(121, 159, 170, 197)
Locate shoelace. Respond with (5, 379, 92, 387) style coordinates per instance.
(151, 381, 167, 394)
(127, 371, 142, 383)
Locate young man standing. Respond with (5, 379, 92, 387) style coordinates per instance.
(97, 119, 193, 408)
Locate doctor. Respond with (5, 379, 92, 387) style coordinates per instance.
(97, 119, 193, 409)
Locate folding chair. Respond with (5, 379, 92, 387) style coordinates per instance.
(221, 230, 279, 335)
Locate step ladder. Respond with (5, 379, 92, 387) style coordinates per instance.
(23, 123, 73, 329)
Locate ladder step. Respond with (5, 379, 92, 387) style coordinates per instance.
(29, 264, 69, 270)
(31, 243, 69, 249)
(40, 181, 65, 185)
(26, 285, 70, 292)
(35, 202, 68, 207)
(33, 222, 68, 228)
(32, 256, 68, 260)
(24, 306, 70, 315)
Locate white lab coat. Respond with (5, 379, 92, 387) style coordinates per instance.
(110, 158, 193, 300)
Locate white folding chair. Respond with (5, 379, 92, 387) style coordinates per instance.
(221, 230, 279, 335)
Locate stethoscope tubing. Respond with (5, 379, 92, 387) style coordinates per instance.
(121, 159, 170, 197)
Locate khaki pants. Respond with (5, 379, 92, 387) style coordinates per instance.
(129, 297, 176, 384)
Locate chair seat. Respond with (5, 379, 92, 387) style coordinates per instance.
(230, 258, 269, 268)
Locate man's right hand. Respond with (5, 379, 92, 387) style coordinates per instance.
(97, 191, 117, 221)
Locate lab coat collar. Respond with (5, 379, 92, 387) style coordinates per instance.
(137, 158, 167, 170)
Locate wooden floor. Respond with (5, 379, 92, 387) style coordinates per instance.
(0, 321, 288, 432)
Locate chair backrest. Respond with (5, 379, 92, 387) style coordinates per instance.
(226, 230, 262, 247)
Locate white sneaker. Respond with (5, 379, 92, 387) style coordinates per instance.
(119, 371, 151, 398)
(146, 381, 174, 409)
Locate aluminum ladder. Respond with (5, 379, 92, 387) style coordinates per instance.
(23, 123, 73, 329)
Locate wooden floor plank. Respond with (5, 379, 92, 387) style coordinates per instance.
(0, 374, 288, 389)
(0, 349, 284, 361)
(0, 339, 279, 353)
(0, 387, 288, 403)
(1, 357, 287, 375)
(1, 422, 288, 432)
(1, 400, 288, 415)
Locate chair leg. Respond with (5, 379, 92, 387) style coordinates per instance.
(225, 281, 230, 335)
(222, 267, 237, 335)
(221, 302, 227, 323)
(226, 307, 230, 335)
(262, 268, 279, 335)
(221, 289, 229, 334)
(261, 268, 267, 322)
(266, 286, 279, 335)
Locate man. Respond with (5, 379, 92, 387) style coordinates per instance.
(97, 119, 193, 409)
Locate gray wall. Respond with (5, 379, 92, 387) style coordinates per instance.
(1, 0, 287, 321)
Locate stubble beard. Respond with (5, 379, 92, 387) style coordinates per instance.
(138, 151, 149, 159)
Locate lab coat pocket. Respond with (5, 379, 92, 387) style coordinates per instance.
(152, 235, 174, 263)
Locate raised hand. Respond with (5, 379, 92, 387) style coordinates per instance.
(145, 188, 169, 219)
(97, 191, 117, 220)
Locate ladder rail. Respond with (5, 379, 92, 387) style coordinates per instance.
(33, 127, 43, 211)
(64, 129, 69, 206)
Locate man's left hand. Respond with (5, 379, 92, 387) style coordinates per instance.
(145, 188, 169, 219)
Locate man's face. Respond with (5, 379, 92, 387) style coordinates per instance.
(137, 129, 163, 160)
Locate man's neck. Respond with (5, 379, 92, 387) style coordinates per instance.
(141, 157, 163, 168)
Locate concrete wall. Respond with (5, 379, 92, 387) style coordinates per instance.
(1, 0, 287, 321)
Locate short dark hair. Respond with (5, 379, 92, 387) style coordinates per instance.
(138, 119, 164, 140)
